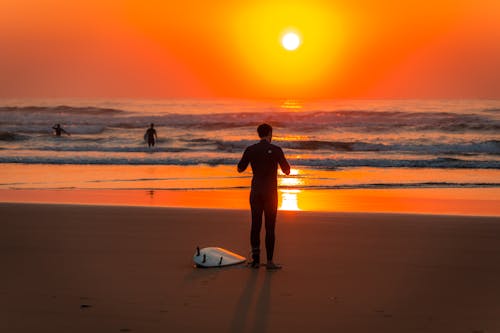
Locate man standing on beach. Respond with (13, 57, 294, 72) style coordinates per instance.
(237, 123, 290, 270)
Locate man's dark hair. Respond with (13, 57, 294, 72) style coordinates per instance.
(257, 123, 272, 138)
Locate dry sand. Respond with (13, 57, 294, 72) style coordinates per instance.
(1, 203, 499, 332)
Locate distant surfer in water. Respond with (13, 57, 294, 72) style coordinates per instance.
(52, 124, 70, 137)
(144, 123, 157, 149)
(237, 123, 290, 270)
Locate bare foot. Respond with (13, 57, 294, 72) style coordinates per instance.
(247, 261, 260, 269)
(266, 262, 282, 270)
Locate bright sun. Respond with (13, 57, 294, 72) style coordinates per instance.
(281, 32, 301, 51)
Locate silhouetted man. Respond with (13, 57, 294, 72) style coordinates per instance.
(52, 124, 70, 136)
(237, 123, 290, 270)
(144, 123, 157, 148)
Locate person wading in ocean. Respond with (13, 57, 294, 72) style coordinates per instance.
(237, 123, 290, 270)
(144, 123, 158, 149)
(52, 124, 70, 137)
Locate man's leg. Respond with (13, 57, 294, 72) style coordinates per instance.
(263, 193, 278, 262)
(250, 191, 264, 263)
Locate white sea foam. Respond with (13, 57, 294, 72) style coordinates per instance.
(0, 99, 499, 171)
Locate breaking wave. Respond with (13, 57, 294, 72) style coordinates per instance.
(1, 100, 499, 173)
(0, 155, 498, 169)
(2, 106, 500, 133)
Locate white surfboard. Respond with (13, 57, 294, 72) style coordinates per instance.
(193, 246, 246, 268)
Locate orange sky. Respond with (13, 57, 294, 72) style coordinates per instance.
(0, 0, 499, 99)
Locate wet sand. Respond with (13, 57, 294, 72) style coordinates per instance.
(2, 163, 500, 216)
(1, 203, 499, 332)
(1, 187, 500, 216)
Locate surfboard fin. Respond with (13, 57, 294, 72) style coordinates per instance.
(196, 246, 200, 256)
(218, 256, 223, 266)
(202, 254, 206, 263)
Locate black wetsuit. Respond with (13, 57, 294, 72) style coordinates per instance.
(52, 126, 67, 136)
(237, 139, 290, 262)
(145, 128, 157, 147)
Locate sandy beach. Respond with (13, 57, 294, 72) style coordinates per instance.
(1, 203, 499, 332)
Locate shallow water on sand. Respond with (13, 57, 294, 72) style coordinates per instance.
(1, 99, 499, 215)
(1, 164, 499, 216)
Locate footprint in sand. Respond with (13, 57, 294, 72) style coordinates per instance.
(328, 296, 340, 303)
(374, 309, 393, 318)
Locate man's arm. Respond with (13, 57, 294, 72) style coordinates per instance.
(278, 148, 290, 175)
(153, 129, 157, 140)
(62, 128, 70, 136)
(237, 148, 250, 173)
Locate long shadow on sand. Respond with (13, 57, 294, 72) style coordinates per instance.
(229, 269, 259, 333)
(251, 272, 273, 333)
(230, 270, 273, 333)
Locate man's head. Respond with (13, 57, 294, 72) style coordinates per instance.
(150, 123, 154, 128)
(257, 123, 272, 141)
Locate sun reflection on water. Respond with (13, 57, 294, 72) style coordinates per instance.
(278, 168, 302, 187)
(280, 99, 303, 110)
(279, 189, 301, 211)
(278, 168, 303, 211)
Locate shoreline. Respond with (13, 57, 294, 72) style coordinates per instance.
(2, 163, 499, 216)
(3, 201, 500, 219)
(1, 187, 499, 216)
(2, 200, 500, 220)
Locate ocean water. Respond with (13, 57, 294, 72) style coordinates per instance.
(1, 99, 499, 191)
